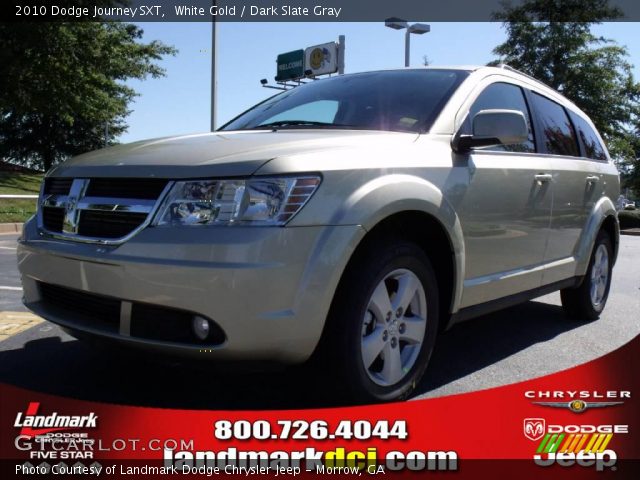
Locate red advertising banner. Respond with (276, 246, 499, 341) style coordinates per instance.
(2, 333, 638, 479)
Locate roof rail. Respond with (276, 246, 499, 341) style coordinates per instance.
(495, 63, 552, 90)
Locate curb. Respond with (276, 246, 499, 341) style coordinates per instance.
(621, 229, 640, 237)
(0, 223, 23, 234)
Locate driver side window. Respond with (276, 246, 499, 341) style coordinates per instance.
(462, 82, 536, 153)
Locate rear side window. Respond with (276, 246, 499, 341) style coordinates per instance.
(569, 112, 607, 160)
(530, 93, 580, 157)
(463, 82, 535, 153)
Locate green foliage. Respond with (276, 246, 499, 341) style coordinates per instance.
(0, 14, 176, 171)
(620, 131, 640, 197)
(618, 209, 640, 230)
(491, 0, 640, 172)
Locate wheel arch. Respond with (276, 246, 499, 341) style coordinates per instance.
(600, 214, 619, 266)
(330, 173, 465, 314)
(575, 196, 620, 276)
(323, 208, 463, 341)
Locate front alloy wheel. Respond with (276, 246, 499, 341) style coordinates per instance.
(361, 269, 427, 386)
(323, 240, 439, 402)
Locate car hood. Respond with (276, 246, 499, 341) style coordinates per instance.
(49, 130, 418, 178)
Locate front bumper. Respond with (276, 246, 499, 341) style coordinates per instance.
(18, 219, 365, 363)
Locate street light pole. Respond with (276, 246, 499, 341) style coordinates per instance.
(385, 18, 431, 67)
(210, 2, 218, 131)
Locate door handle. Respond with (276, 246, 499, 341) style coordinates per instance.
(586, 175, 600, 184)
(534, 174, 552, 185)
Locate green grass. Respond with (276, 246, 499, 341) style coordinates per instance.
(0, 172, 43, 223)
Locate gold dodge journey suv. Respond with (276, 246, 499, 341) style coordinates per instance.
(18, 66, 620, 401)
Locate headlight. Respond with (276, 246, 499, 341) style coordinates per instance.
(153, 176, 320, 226)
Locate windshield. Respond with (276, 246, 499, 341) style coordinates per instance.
(220, 69, 469, 133)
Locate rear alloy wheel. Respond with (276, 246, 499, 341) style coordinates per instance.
(325, 241, 439, 402)
(589, 244, 610, 308)
(561, 231, 613, 321)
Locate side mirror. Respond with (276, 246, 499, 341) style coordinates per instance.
(452, 109, 529, 153)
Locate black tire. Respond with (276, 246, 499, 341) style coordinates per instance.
(561, 231, 613, 321)
(321, 240, 439, 403)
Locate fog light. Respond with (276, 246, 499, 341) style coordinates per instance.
(192, 316, 210, 340)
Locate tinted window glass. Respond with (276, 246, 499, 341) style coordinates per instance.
(530, 93, 579, 157)
(462, 82, 535, 153)
(264, 100, 339, 124)
(221, 70, 469, 133)
(569, 112, 607, 160)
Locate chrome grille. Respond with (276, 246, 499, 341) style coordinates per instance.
(38, 177, 171, 244)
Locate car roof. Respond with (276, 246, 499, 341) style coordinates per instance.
(301, 65, 594, 129)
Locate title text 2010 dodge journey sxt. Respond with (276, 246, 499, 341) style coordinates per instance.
(18, 66, 619, 401)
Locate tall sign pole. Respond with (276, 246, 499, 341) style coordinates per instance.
(338, 35, 345, 74)
(211, 2, 218, 131)
(404, 30, 410, 67)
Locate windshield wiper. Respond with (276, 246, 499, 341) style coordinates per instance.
(248, 120, 354, 130)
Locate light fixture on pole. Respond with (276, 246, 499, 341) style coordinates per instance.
(385, 18, 431, 67)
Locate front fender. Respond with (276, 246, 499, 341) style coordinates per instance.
(331, 174, 467, 313)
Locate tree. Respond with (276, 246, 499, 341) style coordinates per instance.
(0, 18, 175, 171)
(621, 128, 640, 196)
(491, 0, 640, 181)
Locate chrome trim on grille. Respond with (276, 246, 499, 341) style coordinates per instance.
(37, 178, 173, 245)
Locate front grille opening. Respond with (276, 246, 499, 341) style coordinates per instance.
(131, 304, 226, 345)
(37, 282, 226, 347)
(43, 178, 73, 195)
(77, 210, 148, 239)
(42, 207, 65, 232)
(86, 178, 168, 199)
(39, 282, 120, 333)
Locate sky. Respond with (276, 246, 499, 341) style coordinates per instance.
(119, 21, 640, 143)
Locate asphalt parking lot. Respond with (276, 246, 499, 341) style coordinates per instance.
(1, 232, 639, 409)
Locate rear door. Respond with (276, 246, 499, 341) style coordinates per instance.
(527, 93, 601, 284)
(452, 80, 553, 308)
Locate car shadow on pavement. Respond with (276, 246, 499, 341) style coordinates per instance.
(419, 299, 589, 395)
(0, 299, 589, 410)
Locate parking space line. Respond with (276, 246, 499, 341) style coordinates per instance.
(0, 246, 17, 250)
(0, 286, 22, 291)
(0, 311, 43, 342)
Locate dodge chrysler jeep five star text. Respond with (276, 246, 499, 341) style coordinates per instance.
(18, 66, 620, 401)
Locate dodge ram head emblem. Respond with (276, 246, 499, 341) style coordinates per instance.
(524, 418, 546, 441)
